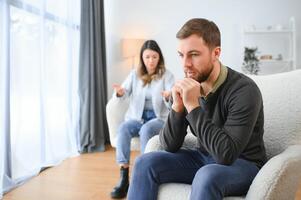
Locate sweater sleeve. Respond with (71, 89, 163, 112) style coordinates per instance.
(159, 109, 189, 152)
(112, 70, 134, 99)
(186, 83, 263, 165)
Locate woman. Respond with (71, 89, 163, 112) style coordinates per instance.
(110, 40, 174, 199)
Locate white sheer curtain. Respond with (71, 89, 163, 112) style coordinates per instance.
(1, 1, 10, 198)
(0, 0, 80, 197)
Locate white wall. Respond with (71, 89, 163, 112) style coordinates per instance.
(104, 0, 301, 98)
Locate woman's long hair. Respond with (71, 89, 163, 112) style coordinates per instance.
(138, 40, 166, 86)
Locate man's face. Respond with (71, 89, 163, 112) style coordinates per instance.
(177, 34, 217, 83)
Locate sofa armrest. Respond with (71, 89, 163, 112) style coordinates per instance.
(246, 145, 301, 200)
(144, 135, 164, 153)
(106, 97, 129, 147)
(145, 132, 198, 153)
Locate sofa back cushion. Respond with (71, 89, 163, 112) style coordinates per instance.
(249, 70, 301, 159)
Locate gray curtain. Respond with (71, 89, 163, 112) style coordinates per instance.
(78, 0, 109, 153)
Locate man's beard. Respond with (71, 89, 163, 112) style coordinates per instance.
(195, 64, 214, 83)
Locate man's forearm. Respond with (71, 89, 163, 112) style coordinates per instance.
(159, 110, 188, 152)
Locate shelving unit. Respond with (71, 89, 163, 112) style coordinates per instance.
(242, 17, 296, 75)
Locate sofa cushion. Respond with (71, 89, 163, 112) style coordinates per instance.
(157, 183, 244, 200)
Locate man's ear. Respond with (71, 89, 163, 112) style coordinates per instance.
(212, 47, 221, 61)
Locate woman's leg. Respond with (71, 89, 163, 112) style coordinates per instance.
(116, 120, 142, 165)
(139, 118, 164, 153)
(112, 120, 142, 199)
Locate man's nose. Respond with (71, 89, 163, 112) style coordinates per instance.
(183, 57, 192, 68)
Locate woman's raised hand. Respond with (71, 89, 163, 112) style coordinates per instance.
(161, 90, 171, 101)
(113, 84, 125, 97)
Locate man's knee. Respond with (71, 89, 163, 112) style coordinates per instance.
(133, 152, 166, 180)
(135, 152, 160, 168)
(190, 164, 225, 200)
(193, 164, 222, 188)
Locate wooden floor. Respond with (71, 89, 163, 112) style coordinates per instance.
(3, 145, 139, 200)
(3, 145, 301, 200)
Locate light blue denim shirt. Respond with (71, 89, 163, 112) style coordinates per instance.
(113, 69, 175, 122)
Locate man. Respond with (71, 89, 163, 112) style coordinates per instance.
(127, 18, 267, 200)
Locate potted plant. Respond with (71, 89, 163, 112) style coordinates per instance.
(242, 47, 260, 75)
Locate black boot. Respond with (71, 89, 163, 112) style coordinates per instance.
(110, 166, 129, 199)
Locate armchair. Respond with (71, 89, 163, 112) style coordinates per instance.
(106, 96, 140, 150)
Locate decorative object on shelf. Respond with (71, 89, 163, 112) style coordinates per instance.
(121, 38, 145, 69)
(260, 55, 273, 60)
(242, 47, 260, 75)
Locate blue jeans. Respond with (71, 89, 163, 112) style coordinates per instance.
(127, 149, 259, 200)
(116, 110, 164, 164)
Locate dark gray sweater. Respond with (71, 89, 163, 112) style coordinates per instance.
(159, 68, 267, 168)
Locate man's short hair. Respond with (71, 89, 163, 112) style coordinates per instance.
(176, 18, 221, 49)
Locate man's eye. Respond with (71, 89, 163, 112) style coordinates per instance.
(178, 54, 183, 58)
(191, 54, 199, 57)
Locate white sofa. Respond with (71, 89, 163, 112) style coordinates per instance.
(106, 69, 301, 200)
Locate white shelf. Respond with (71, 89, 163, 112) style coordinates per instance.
(244, 29, 293, 34)
(259, 59, 292, 64)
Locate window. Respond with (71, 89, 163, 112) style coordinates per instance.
(5, 0, 80, 180)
